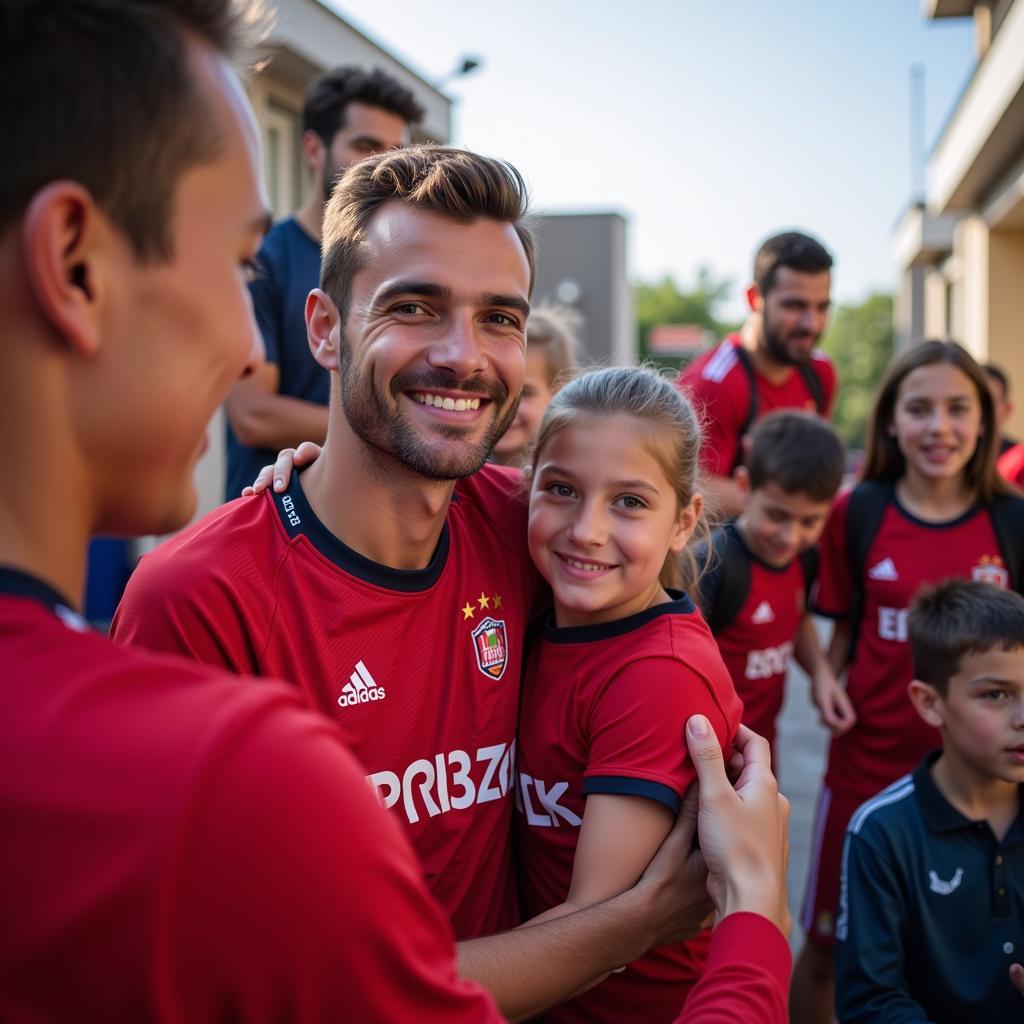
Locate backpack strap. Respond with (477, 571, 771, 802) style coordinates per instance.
(695, 522, 751, 634)
(842, 479, 895, 663)
(798, 544, 820, 607)
(797, 360, 827, 414)
(729, 344, 759, 473)
(990, 494, 1024, 592)
(729, 345, 826, 471)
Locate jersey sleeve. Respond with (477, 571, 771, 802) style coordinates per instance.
(583, 657, 735, 812)
(812, 490, 852, 619)
(834, 825, 927, 1024)
(678, 363, 743, 478)
(674, 913, 791, 1024)
(111, 542, 266, 676)
(160, 701, 503, 1023)
(249, 239, 283, 367)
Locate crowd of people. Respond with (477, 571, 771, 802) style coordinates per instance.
(2, 2, 1023, 1022)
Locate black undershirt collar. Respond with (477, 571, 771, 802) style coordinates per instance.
(272, 471, 451, 593)
(0, 565, 88, 630)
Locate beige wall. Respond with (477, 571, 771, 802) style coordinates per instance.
(988, 227, 1024, 438)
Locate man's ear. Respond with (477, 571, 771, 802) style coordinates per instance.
(908, 678, 945, 729)
(22, 182, 107, 357)
(306, 288, 341, 371)
(745, 283, 762, 313)
(301, 129, 326, 176)
(733, 465, 751, 496)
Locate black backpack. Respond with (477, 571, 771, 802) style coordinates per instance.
(730, 344, 827, 472)
(696, 522, 819, 634)
(841, 479, 1024, 659)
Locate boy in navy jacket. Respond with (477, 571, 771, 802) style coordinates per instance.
(835, 580, 1024, 1022)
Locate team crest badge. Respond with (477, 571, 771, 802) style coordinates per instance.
(972, 555, 1008, 589)
(471, 617, 508, 680)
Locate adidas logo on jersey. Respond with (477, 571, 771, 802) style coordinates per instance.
(868, 557, 899, 581)
(337, 660, 386, 708)
(751, 600, 775, 625)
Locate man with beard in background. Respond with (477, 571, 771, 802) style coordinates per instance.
(223, 66, 423, 499)
(676, 231, 837, 519)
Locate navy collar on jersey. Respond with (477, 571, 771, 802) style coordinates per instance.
(544, 590, 696, 644)
(913, 750, 1024, 840)
(890, 490, 983, 531)
(728, 519, 795, 573)
(272, 471, 450, 592)
(0, 565, 87, 629)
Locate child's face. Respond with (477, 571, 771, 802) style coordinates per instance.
(889, 363, 983, 488)
(528, 415, 696, 628)
(930, 646, 1024, 786)
(492, 346, 553, 465)
(738, 479, 831, 567)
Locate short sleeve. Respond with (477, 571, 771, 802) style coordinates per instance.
(812, 490, 852, 619)
(249, 242, 283, 367)
(161, 703, 502, 1023)
(678, 363, 742, 478)
(584, 657, 735, 812)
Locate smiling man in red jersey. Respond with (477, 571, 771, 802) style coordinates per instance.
(114, 145, 730, 1020)
(677, 231, 837, 519)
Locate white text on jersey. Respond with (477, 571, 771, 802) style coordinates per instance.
(516, 771, 584, 827)
(878, 606, 908, 642)
(745, 641, 794, 680)
(368, 741, 515, 825)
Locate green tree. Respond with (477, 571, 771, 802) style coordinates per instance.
(634, 267, 735, 372)
(819, 292, 894, 452)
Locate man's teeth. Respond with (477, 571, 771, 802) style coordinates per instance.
(566, 558, 606, 572)
(413, 393, 481, 411)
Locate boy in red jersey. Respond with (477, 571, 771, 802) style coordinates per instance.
(0, 3, 793, 1020)
(697, 411, 854, 759)
(677, 231, 837, 518)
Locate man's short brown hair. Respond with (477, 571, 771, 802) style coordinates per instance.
(321, 145, 535, 318)
(1, 0, 267, 261)
(909, 580, 1024, 695)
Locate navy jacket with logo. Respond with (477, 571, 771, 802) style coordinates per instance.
(835, 752, 1024, 1022)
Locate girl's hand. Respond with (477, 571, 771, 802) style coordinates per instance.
(811, 668, 857, 736)
(1011, 962, 1024, 997)
(240, 441, 324, 496)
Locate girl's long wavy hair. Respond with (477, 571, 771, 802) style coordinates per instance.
(523, 364, 709, 592)
(861, 339, 1015, 502)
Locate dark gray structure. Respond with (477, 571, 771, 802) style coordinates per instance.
(531, 213, 635, 367)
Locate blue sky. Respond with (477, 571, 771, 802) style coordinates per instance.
(329, 0, 975, 318)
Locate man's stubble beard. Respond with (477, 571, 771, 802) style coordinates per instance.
(761, 310, 817, 367)
(338, 336, 520, 481)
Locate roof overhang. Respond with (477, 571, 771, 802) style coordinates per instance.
(927, 0, 1024, 215)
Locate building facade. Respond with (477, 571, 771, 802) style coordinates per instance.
(894, 0, 1024, 439)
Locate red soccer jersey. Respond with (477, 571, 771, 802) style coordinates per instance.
(998, 442, 1024, 487)
(0, 571, 504, 1023)
(516, 596, 743, 1024)
(112, 464, 540, 940)
(677, 335, 837, 476)
(814, 489, 1015, 796)
(707, 527, 807, 753)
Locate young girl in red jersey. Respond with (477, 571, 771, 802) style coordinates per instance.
(514, 365, 742, 1024)
(791, 339, 1024, 1024)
